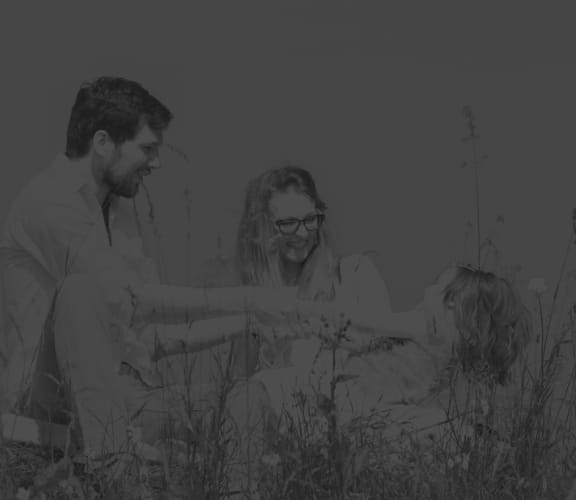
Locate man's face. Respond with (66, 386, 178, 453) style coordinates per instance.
(104, 124, 163, 198)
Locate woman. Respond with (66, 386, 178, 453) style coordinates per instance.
(225, 166, 442, 424)
(169, 165, 435, 387)
(229, 165, 397, 376)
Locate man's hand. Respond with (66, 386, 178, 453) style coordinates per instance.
(250, 306, 319, 345)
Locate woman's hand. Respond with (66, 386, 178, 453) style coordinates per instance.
(248, 286, 300, 321)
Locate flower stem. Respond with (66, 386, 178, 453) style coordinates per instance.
(472, 138, 481, 268)
(545, 224, 575, 339)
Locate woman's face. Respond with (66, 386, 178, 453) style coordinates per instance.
(268, 188, 323, 264)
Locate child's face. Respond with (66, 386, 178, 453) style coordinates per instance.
(426, 266, 460, 343)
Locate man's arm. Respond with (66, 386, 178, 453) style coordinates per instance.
(16, 199, 297, 326)
(148, 314, 251, 361)
(129, 283, 255, 325)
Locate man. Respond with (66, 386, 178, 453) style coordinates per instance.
(0, 76, 294, 496)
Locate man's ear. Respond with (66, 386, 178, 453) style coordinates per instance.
(92, 130, 116, 158)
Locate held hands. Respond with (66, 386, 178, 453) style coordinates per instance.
(293, 301, 353, 347)
(247, 286, 305, 344)
(249, 303, 320, 345)
(247, 286, 350, 346)
(255, 304, 352, 348)
(247, 286, 299, 319)
(247, 282, 460, 349)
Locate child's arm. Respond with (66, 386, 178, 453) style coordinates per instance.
(297, 286, 450, 345)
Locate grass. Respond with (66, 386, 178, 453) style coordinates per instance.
(4, 127, 576, 498)
(3, 263, 576, 499)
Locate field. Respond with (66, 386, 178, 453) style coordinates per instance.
(3, 117, 576, 499)
(2, 253, 576, 500)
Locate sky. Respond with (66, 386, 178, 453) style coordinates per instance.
(2, 3, 576, 309)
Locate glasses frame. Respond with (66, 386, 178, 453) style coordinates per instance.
(274, 213, 326, 235)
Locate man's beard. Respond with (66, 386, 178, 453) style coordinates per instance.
(105, 172, 139, 199)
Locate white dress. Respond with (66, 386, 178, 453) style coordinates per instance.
(252, 254, 455, 431)
(250, 252, 469, 444)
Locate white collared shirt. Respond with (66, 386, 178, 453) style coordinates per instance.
(0, 154, 160, 410)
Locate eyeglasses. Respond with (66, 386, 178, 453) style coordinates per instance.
(274, 213, 325, 235)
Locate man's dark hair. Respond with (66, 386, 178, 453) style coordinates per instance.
(65, 76, 174, 158)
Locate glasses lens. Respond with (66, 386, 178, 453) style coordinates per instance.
(276, 219, 300, 235)
(305, 214, 324, 231)
(303, 215, 318, 231)
(275, 214, 324, 234)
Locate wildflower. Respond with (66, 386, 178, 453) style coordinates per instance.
(461, 452, 470, 471)
(528, 278, 548, 295)
(139, 463, 150, 482)
(480, 398, 490, 417)
(126, 424, 143, 443)
(59, 479, 78, 497)
(84, 447, 98, 460)
(310, 415, 330, 438)
(518, 477, 527, 488)
(461, 424, 475, 439)
(261, 453, 281, 468)
(16, 488, 31, 500)
(421, 451, 434, 466)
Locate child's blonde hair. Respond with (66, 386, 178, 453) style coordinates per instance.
(441, 266, 532, 385)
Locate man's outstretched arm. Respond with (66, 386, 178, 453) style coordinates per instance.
(16, 200, 298, 326)
(146, 314, 251, 361)
(129, 282, 297, 326)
